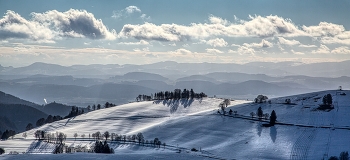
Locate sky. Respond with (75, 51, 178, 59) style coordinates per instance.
(0, 0, 350, 67)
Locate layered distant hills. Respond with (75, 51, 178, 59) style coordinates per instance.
(0, 61, 349, 107)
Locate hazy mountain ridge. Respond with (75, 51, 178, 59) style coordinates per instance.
(1, 60, 350, 77)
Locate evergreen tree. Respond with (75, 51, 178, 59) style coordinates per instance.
(322, 94, 333, 105)
(45, 115, 53, 123)
(270, 110, 277, 126)
(26, 123, 34, 131)
(339, 151, 349, 160)
(0, 148, 4, 155)
(36, 118, 46, 127)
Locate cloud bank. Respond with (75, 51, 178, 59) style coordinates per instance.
(0, 9, 116, 42)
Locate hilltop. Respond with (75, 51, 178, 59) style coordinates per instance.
(0, 90, 350, 159)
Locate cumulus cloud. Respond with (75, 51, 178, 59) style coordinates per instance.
(331, 46, 350, 54)
(278, 37, 300, 46)
(0, 9, 116, 42)
(206, 38, 228, 47)
(243, 39, 273, 48)
(32, 9, 116, 40)
(237, 46, 255, 55)
(0, 10, 55, 42)
(302, 22, 345, 37)
(112, 6, 148, 20)
(311, 44, 330, 54)
(206, 48, 223, 54)
(119, 15, 308, 42)
(118, 40, 149, 45)
(320, 36, 350, 45)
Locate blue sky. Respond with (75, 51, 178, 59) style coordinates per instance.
(1, 0, 350, 67)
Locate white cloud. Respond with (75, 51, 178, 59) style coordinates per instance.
(291, 49, 304, 55)
(140, 14, 151, 21)
(320, 37, 350, 45)
(331, 46, 350, 54)
(0, 10, 55, 43)
(133, 47, 149, 52)
(119, 15, 306, 42)
(125, 6, 141, 14)
(118, 40, 149, 45)
(174, 48, 192, 55)
(169, 43, 176, 46)
(31, 9, 117, 40)
(302, 22, 345, 37)
(299, 44, 317, 48)
(237, 46, 256, 55)
(119, 14, 350, 46)
(208, 16, 229, 25)
(206, 48, 223, 54)
(311, 44, 330, 54)
(206, 38, 228, 47)
(278, 37, 300, 46)
(112, 6, 144, 20)
(243, 39, 273, 48)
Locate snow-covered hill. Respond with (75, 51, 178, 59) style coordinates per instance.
(1, 90, 350, 159)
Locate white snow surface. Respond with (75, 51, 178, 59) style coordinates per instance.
(1, 90, 350, 160)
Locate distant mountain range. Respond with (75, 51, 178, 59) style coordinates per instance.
(1, 60, 350, 78)
(0, 61, 348, 108)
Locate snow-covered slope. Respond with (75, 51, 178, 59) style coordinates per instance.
(1, 90, 350, 159)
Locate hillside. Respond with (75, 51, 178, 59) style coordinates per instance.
(0, 104, 48, 132)
(1, 90, 350, 159)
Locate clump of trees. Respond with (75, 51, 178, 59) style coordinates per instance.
(254, 95, 268, 103)
(323, 94, 333, 106)
(94, 141, 114, 154)
(34, 115, 63, 128)
(0, 147, 4, 155)
(329, 151, 349, 160)
(318, 93, 333, 110)
(64, 106, 85, 119)
(1, 130, 16, 140)
(138, 88, 207, 101)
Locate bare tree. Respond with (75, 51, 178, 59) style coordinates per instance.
(137, 132, 144, 145)
(103, 131, 110, 141)
(223, 99, 231, 107)
(74, 133, 78, 140)
(22, 132, 27, 139)
(250, 112, 255, 118)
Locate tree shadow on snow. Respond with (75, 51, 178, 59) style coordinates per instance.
(257, 122, 262, 137)
(270, 126, 277, 143)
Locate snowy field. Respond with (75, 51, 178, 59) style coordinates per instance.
(1, 90, 350, 159)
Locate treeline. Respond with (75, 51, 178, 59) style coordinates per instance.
(25, 102, 116, 133)
(33, 115, 63, 129)
(86, 102, 116, 112)
(137, 88, 207, 101)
